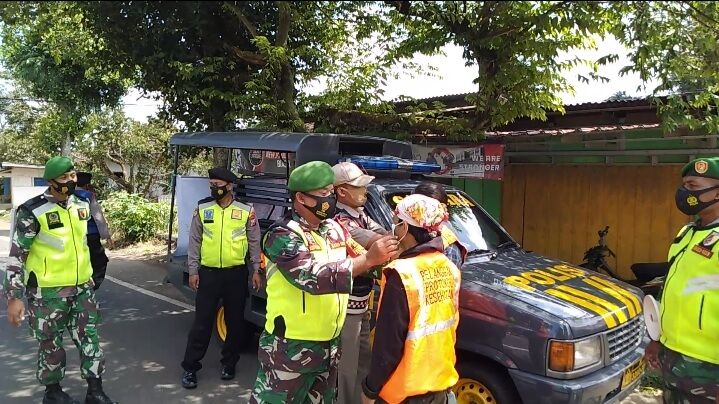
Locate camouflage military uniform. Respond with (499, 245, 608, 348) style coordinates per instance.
(660, 346, 719, 404)
(3, 191, 105, 385)
(250, 214, 362, 404)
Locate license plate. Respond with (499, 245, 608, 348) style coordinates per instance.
(621, 358, 646, 390)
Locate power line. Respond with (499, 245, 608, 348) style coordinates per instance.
(0, 96, 160, 107)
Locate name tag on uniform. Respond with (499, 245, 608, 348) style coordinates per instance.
(231, 209, 242, 220)
(46, 212, 63, 229)
(692, 230, 719, 258)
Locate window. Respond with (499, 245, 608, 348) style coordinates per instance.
(33, 177, 47, 187)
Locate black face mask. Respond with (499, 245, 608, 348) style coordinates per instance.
(302, 194, 337, 220)
(52, 180, 76, 196)
(675, 185, 719, 216)
(210, 185, 229, 201)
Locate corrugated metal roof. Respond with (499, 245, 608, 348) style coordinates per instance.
(393, 93, 657, 112)
(486, 123, 661, 138)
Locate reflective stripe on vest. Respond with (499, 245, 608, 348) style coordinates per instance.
(264, 219, 349, 341)
(661, 224, 719, 365)
(199, 200, 250, 268)
(378, 251, 461, 403)
(440, 225, 467, 261)
(25, 196, 92, 287)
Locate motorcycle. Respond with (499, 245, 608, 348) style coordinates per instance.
(579, 226, 668, 298)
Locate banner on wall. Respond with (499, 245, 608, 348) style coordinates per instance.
(234, 150, 295, 175)
(411, 143, 505, 180)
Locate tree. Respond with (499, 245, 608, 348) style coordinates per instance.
(315, 1, 623, 137)
(0, 83, 194, 198)
(604, 91, 635, 102)
(612, 1, 719, 133)
(1, 1, 628, 140)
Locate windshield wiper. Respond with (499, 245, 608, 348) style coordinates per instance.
(496, 240, 520, 251)
(467, 249, 498, 260)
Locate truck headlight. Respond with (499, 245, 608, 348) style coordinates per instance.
(549, 336, 602, 372)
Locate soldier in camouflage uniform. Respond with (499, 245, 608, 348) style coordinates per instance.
(645, 157, 719, 404)
(3, 156, 116, 404)
(250, 161, 398, 404)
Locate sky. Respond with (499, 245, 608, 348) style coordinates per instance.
(122, 35, 659, 123)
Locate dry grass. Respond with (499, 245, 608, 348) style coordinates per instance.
(107, 239, 168, 261)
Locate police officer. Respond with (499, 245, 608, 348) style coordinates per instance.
(75, 172, 112, 290)
(181, 167, 263, 389)
(362, 194, 460, 404)
(646, 157, 719, 404)
(4, 156, 115, 404)
(251, 161, 399, 403)
(414, 181, 467, 268)
(332, 162, 387, 404)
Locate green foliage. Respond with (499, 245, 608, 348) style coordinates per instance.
(0, 2, 132, 113)
(101, 191, 173, 243)
(612, 1, 719, 133)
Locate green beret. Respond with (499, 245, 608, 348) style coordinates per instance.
(682, 157, 719, 179)
(288, 161, 335, 192)
(43, 156, 74, 180)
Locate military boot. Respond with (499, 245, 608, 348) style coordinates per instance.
(84, 378, 117, 404)
(43, 384, 79, 404)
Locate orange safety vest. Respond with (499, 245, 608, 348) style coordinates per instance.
(378, 250, 462, 403)
(440, 225, 467, 262)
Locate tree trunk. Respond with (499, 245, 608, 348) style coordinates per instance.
(275, 61, 303, 131)
(209, 102, 231, 168)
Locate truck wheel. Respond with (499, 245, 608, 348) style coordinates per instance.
(215, 306, 256, 350)
(453, 361, 521, 404)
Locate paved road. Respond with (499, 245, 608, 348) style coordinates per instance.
(0, 255, 259, 404)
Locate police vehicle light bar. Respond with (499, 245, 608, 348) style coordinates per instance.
(341, 156, 441, 173)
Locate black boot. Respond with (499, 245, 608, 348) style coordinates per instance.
(43, 384, 79, 404)
(181, 371, 198, 389)
(220, 365, 235, 381)
(84, 378, 117, 404)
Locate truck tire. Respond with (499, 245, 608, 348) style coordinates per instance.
(453, 360, 522, 404)
(214, 306, 256, 351)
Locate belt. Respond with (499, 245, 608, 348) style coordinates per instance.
(200, 265, 246, 271)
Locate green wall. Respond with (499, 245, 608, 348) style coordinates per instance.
(452, 178, 502, 221)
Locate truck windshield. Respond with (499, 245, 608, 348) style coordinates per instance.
(384, 190, 515, 254)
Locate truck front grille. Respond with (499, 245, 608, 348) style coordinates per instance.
(606, 315, 644, 361)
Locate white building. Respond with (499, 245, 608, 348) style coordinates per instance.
(0, 162, 47, 209)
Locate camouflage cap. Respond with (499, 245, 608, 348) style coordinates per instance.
(682, 157, 719, 180)
(288, 161, 335, 192)
(43, 156, 74, 180)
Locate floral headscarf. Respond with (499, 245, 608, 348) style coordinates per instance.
(395, 194, 448, 236)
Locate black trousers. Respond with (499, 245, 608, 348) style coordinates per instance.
(87, 234, 109, 290)
(181, 265, 249, 372)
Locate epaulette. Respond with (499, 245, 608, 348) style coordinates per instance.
(20, 194, 48, 212)
(197, 196, 215, 206)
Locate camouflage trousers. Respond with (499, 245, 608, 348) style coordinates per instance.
(660, 346, 719, 404)
(250, 331, 341, 404)
(27, 284, 105, 385)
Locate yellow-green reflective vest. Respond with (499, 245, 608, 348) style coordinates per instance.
(198, 198, 251, 268)
(264, 219, 349, 341)
(662, 223, 719, 364)
(24, 194, 92, 287)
